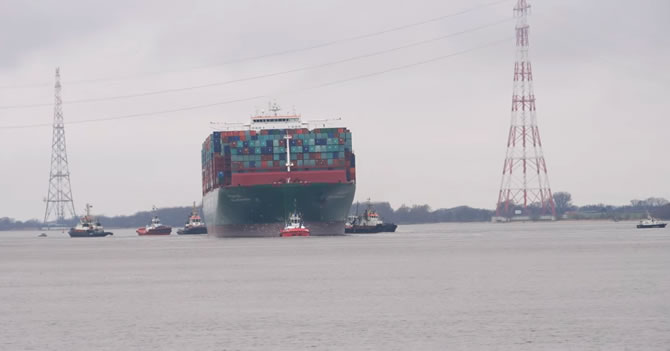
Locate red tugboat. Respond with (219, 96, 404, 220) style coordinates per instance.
(136, 206, 172, 235)
(280, 212, 310, 237)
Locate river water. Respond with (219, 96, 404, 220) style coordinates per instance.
(1, 221, 669, 350)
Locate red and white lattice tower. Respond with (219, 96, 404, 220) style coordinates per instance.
(495, 0, 556, 219)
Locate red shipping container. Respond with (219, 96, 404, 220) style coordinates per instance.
(273, 161, 280, 167)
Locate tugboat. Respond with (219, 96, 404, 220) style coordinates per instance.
(345, 201, 398, 234)
(636, 213, 667, 229)
(280, 212, 310, 237)
(177, 202, 207, 235)
(68, 204, 114, 237)
(136, 206, 172, 235)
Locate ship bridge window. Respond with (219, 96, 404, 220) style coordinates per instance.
(254, 117, 299, 124)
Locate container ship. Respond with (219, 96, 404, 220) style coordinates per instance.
(201, 107, 356, 237)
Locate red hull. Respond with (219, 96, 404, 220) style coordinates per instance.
(280, 228, 310, 237)
(230, 170, 347, 187)
(136, 226, 172, 235)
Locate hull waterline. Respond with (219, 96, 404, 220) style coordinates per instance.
(177, 226, 208, 235)
(69, 230, 113, 238)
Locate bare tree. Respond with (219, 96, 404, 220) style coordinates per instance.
(553, 192, 574, 217)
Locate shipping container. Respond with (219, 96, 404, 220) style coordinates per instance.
(202, 127, 354, 193)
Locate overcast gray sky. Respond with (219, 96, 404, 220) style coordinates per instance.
(1, 0, 669, 220)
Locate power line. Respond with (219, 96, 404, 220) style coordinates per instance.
(0, 0, 511, 90)
(0, 18, 512, 110)
(0, 38, 510, 130)
(0, 96, 268, 129)
(307, 38, 511, 91)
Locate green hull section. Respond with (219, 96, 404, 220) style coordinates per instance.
(203, 182, 356, 237)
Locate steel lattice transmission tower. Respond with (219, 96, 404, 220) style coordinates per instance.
(495, 0, 556, 220)
(43, 68, 77, 225)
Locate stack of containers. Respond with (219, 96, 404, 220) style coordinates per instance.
(201, 132, 232, 194)
(202, 128, 355, 194)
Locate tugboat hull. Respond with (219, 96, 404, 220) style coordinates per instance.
(345, 223, 397, 234)
(69, 229, 113, 238)
(280, 228, 310, 237)
(137, 227, 172, 235)
(177, 226, 208, 235)
(637, 223, 667, 229)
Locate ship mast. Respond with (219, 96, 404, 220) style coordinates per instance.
(284, 133, 293, 173)
(269, 102, 281, 116)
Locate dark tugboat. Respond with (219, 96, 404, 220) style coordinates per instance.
(137, 206, 172, 235)
(68, 204, 113, 237)
(636, 213, 667, 229)
(177, 202, 208, 235)
(345, 201, 397, 234)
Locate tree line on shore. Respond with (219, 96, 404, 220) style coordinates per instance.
(351, 194, 670, 224)
(2, 193, 669, 230)
(0, 206, 194, 231)
(556, 194, 670, 221)
(348, 202, 492, 224)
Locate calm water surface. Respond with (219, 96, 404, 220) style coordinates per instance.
(1, 222, 669, 350)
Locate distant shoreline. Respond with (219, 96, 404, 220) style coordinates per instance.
(4, 200, 668, 231)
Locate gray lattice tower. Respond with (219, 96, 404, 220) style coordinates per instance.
(43, 68, 76, 225)
(495, 0, 556, 219)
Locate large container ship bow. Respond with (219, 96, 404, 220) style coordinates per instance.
(202, 108, 356, 237)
